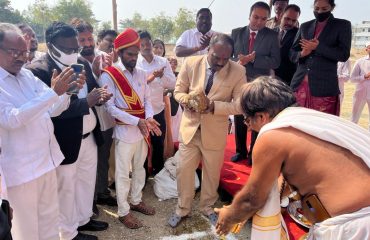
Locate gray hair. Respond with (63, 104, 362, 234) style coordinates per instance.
(209, 33, 234, 54)
(0, 23, 22, 46)
(240, 76, 297, 118)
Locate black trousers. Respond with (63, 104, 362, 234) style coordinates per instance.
(148, 109, 167, 175)
(234, 114, 248, 157)
(234, 114, 258, 164)
(94, 127, 114, 200)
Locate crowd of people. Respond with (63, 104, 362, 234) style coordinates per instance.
(0, 0, 369, 240)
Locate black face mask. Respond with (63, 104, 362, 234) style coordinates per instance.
(314, 11, 331, 22)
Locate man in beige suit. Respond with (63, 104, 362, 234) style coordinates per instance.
(168, 33, 247, 227)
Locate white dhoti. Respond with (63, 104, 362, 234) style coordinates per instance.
(115, 138, 148, 217)
(253, 107, 370, 240)
(251, 181, 289, 240)
(7, 169, 59, 240)
(308, 206, 370, 240)
(57, 134, 97, 240)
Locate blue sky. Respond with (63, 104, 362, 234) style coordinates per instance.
(11, 0, 369, 32)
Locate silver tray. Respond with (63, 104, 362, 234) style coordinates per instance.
(286, 200, 313, 229)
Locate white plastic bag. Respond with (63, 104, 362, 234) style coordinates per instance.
(153, 155, 200, 201)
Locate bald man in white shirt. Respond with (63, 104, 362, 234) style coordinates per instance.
(0, 23, 79, 240)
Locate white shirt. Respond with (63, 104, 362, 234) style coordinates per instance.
(0, 67, 70, 187)
(0, 137, 6, 199)
(350, 55, 370, 98)
(351, 56, 370, 83)
(100, 62, 154, 143)
(77, 78, 97, 134)
(52, 54, 97, 134)
(136, 54, 176, 114)
(337, 60, 351, 82)
(175, 28, 216, 56)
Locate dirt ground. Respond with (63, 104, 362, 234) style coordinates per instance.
(86, 180, 251, 240)
(84, 80, 369, 240)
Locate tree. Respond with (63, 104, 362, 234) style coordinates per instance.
(119, 12, 150, 32)
(149, 12, 174, 43)
(25, 0, 55, 41)
(0, 0, 25, 23)
(52, 0, 97, 24)
(173, 8, 196, 40)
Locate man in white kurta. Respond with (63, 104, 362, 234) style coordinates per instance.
(0, 24, 74, 240)
(100, 28, 161, 229)
(350, 41, 370, 131)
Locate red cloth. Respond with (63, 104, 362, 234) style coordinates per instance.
(314, 19, 328, 38)
(249, 32, 256, 53)
(114, 28, 140, 51)
(295, 76, 340, 116)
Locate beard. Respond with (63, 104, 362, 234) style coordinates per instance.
(80, 46, 95, 56)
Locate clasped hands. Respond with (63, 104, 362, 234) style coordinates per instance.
(181, 91, 214, 114)
(148, 67, 165, 83)
(137, 118, 162, 137)
(299, 38, 319, 57)
(237, 51, 256, 65)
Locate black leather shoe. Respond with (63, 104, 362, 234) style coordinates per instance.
(96, 195, 117, 206)
(231, 153, 247, 163)
(72, 232, 98, 240)
(78, 219, 109, 232)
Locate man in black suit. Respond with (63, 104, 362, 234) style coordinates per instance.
(231, 1, 280, 164)
(290, 0, 351, 116)
(70, 18, 117, 217)
(274, 4, 300, 86)
(27, 22, 111, 240)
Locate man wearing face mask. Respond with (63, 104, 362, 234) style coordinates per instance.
(290, 0, 351, 116)
(175, 8, 215, 58)
(27, 22, 111, 240)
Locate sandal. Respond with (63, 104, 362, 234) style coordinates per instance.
(118, 212, 143, 229)
(130, 202, 156, 215)
(168, 212, 188, 228)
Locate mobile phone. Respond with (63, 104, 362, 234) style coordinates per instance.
(67, 63, 84, 94)
(301, 194, 331, 223)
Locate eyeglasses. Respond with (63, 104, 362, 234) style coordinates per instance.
(243, 115, 252, 126)
(52, 44, 82, 55)
(0, 47, 30, 59)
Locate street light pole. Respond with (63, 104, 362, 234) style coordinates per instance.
(112, 0, 117, 31)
